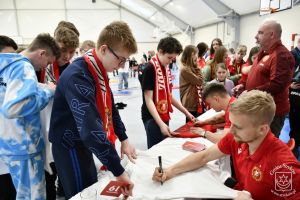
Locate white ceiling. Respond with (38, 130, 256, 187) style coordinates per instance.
(220, 0, 260, 15)
(0, 0, 262, 43)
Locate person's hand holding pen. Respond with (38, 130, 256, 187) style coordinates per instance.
(152, 156, 173, 184)
(158, 156, 163, 185)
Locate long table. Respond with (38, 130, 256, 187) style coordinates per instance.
(71, 136, 238, 200)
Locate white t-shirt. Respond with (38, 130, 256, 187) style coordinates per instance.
(0, 161, 9, 175)
(118, 60, 129, 73)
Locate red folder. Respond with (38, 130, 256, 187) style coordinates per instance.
(100, 180, 129, 197)
(173, 122, 217, 138)
(182, 141, 206, 152)
(193, 124, 217, 133)
(173, 122, 200, 138)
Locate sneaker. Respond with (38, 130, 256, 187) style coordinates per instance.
(119, 102, 127, 107)
(115, 103, 125, 110)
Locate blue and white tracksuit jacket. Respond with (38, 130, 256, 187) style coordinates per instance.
(0, 53, 53, 200)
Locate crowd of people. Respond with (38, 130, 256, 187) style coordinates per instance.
(0, 18, 300, 200)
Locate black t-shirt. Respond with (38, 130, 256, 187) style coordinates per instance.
(58, 62, 69, 75)
(35, 62, 69, 83)
(141, 63, 155, 122)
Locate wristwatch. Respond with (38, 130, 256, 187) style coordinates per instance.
(201, 130, 207, 138)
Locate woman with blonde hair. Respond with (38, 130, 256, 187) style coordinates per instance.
(180, 45, 204, 122)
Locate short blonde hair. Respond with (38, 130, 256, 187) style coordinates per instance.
(54, 21, 80, 37)
(236, 45, 247, 54)
(97, 21, 137, 54)
(230, 90, 275, 125)
(55, 26, 79, 49)
(80, 40, 95, 51)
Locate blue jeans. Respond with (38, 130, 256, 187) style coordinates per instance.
(118, 72, 129, 90)
(143, 119, 169, 149)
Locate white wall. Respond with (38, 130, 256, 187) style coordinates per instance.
(0, 0, 158, 46)
(240, 5, 300, 51)
(173, 32, 192, 48)
(193, 22, 228, 48)
(176, 5, 300, 53)
(132, 42, 158, 62)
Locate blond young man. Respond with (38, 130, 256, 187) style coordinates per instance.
(49, 21, 137, 199)
(37, 21, 79, 84)
(193, 83, 235, 143)
(34, 21, 80, 200)
(80, 40, 96, 55)
(153, 90, 300, 200)
(0, 33, 60, 200)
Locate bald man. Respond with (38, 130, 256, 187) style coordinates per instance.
(233, 19, 295, 137)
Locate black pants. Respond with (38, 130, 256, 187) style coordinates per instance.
(289, 92, 300, 147)
(52, 143, 97, 199)
(0, 173, 16, 200)
(45, 162, 57, 200)
(143, 119, 169, 149)
(45, 162, 65, 200)
(270, 115, 285, 137)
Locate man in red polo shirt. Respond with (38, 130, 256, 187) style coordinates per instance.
(153, 90, 300, 200)
(233, 19, 295, 137)
(193, 83, 236, 143)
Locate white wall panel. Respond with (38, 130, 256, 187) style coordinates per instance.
(193, 24, 219, 47)
(121, 9, 158, 60)
(17, 10, 65, 39)
(240, 6, 300, 51)
(173, 33, 191, 48)
(66, 0, 117, 9)
(0, 0, 14, 9)
(121, 10, 156, 43)
(0, 11, 18, 36)
(16, 0, 64, 9)
(132, 42, 158, 62)
(67, 10, 120, 42)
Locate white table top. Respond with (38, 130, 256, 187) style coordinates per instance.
(71, 136, 238, 200)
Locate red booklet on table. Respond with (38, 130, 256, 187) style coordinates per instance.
(182, 141, 206, 152)
(173, 122, 200, 138)
(173, 122, 217, 138)
(100, 180, 129, 197)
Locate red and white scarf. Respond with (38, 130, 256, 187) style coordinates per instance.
(196, 85, 203, 113)
(40, 60, 61, 84)
(83, 49, 117, 145)
(150, 54, 173, 122)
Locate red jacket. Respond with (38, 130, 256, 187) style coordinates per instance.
(246, 41, 294, 116)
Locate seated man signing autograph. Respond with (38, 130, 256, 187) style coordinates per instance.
(153, 90, 300, 200)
